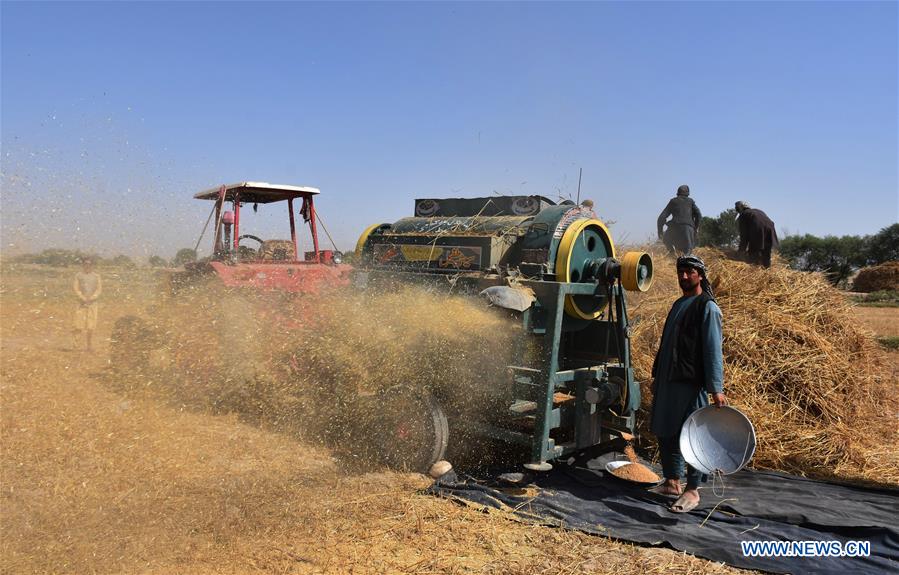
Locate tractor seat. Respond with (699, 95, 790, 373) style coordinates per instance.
(259, 240, 296, 261)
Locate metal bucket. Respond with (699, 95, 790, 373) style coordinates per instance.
(679, 406, 756, 475)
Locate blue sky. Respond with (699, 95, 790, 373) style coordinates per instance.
(2, 1, 897, 259)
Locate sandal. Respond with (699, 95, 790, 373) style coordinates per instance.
(669, 493, 700, 513)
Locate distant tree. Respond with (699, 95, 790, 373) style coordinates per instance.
(11, 253, 38, 264)
(17, 249, 98, 267)
(109, 254, 137, 269)
(172, 248, 198, 266)
(698, 209, 739, 249)
(865, 223, 899, 265)
(148, 255, 168, 267)
(779, 234, 868, 286)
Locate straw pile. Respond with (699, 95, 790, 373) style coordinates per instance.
(629, 248, 898, 484)
(853, 261, 899, 293)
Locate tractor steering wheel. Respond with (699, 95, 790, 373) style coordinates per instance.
(237, 234, 264, 259)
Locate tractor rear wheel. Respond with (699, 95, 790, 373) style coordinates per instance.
(350, 389, 449, 472)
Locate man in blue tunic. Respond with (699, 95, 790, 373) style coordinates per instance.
(650, 255, 726, 513)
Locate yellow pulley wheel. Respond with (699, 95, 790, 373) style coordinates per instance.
(355, 223, 390, 257)
(554, 218, 616, 319)
(620, 251, 654, 292)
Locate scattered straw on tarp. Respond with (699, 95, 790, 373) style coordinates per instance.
(628, 248, 898, 485)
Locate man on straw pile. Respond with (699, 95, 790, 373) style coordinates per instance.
(72, 256, 102, 352)
(657, 185, 703, 255)
(650, 255, 726, 513)
(735, 201, 779, 268)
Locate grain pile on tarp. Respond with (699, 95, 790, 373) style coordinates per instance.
(629, 248, 898, 484)
(852, 261, 899, 292)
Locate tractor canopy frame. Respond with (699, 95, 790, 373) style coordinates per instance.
(194, 181, 328, 264)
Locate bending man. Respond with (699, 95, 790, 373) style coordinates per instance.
(650, 255, 726, 513)
(657, 185, 702, 255)
(735, 201, 779, 268)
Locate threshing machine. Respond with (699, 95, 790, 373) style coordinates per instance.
(354, 196, 654, 471)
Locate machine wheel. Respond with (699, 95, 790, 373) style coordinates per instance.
(354, 223, 392, 259)
(620, 251, 654, 292)
(109, 315, 153, 375)
(351, 389, 449, 472)
(554, 218, 616, 319)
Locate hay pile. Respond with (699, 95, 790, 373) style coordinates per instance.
(629, 249, 898, 484)
(853, 261, 899, 293)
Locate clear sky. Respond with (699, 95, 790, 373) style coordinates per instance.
(2, 1, 897, 259)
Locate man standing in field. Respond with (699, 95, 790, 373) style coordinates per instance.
(73, 257, 102, 351)
(735, 201, 779, 268)
(650, 255, 726, 513)
(657, 185, 702, 255)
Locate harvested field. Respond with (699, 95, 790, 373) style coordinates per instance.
(854, 306, 899, 338)
(629, 249, 899, 485)
(853, 303, 899, 383)
(1, 263, 740, 575)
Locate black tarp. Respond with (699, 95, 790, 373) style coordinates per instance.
(428, 455, 899, 574)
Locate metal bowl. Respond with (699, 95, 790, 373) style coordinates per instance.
(679, 405, 756, 475)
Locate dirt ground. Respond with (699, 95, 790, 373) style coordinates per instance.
(1, 264, 742, 574)
(854, 305, 899, 379)
(854, 306, 899, 338)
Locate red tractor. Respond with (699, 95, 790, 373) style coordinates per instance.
(110, 182, 351, 378)
(176, 181, 351, 291)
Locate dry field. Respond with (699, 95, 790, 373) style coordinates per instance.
(854, 306, 899, 338)
(1, 264, 741, 575)
(854, 305, 899, 381)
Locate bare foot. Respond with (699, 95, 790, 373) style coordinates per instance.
(653, 479, 683, 496)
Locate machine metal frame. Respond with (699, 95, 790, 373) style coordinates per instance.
(353, 261, 643, 471)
